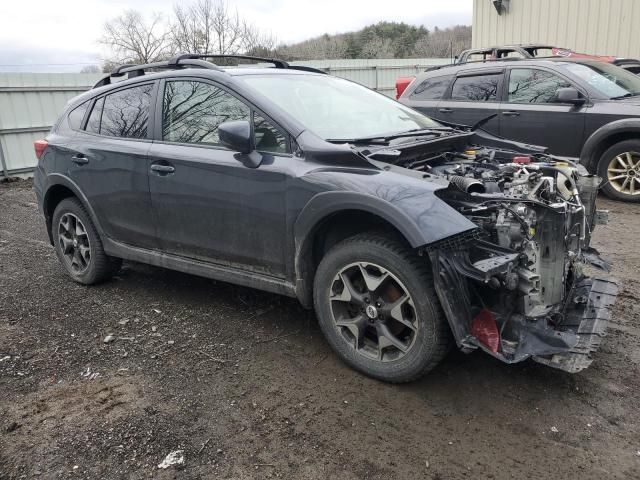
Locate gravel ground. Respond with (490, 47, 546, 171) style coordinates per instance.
(1, 178, 639, 480)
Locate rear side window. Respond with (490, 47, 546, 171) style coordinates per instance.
(410, 75, 453, 100)
(162, 80, 250, 145)
(68, 101, 89, 130)
(508, 68, 572, 103)
(99, 84, 153, 139)
(451, 73, 501, 102)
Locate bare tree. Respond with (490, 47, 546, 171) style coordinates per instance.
(100, 10, 171, 64)
(360, 37, 395, 59)
(171, 0, 274, 56)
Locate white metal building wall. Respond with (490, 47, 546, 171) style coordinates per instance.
(0, 59, 449, 177)
(0, 73, 98, 177)
(472, 0, 640, 59)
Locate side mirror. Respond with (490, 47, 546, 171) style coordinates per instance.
(218, 120, 263, 168)
(219, 120, 253, 154)
(555, 87, 585, 105)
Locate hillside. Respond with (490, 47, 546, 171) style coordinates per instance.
(274, 22, 471, 60)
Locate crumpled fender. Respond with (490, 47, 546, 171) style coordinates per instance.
(294, 169, 478, 250)
(579, 118, 640, 172)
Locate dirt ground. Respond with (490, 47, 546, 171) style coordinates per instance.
(1, 178, 639, 480)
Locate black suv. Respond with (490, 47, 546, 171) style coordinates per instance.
(399, 58, 640, 202)
(34, 55, 617, 383)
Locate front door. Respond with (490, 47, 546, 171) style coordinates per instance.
(499, 67, 586, 157)
(148, 79, 291, 277)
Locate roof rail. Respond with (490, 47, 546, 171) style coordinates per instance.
(93, 58, 223, 88)
(93, 53, 326, 89)
(425, 56, 537, 72)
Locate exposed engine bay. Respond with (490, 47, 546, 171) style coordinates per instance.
(362, 136, 619, 373)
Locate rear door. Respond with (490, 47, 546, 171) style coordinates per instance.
(402, 74, 453, 118)
(499, 67, 587, 156)
(147, 78, 292, 277)
(66, 83, 158, 249)
(432, 70, 503, 134)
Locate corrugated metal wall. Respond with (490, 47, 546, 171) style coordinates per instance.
(0, 59, 449, 177)
(472, 0, 640, 59)
(0, 73, 99, 176)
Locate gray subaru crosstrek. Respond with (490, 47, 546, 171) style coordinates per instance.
(33, 54, 617, 383)
(399, 58, 640, 202)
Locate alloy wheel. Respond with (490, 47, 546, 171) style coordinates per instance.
(607, 151, 640, 196)
(58, 213, 91, 274)
(329, 262, 418, 362)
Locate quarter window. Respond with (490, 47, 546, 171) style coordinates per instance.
(410, 75, 453, 100)
(99, 84, 153, 139)
(451, 74, 501, 101)
(68, 101, 89, 130)
(85, 97, 104, 134)
(162, 80, 250, 145)
(508, 68, 572, 103)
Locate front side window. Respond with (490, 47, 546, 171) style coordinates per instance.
(162, 80, 250, 145)
(508, 68, 572, 103)
(558, 61, 640, 99)
(450, 74, 501, 102)
(254, 113, 288, 154)
(100, 84, 153, 139)
(410, 75, 453, 100)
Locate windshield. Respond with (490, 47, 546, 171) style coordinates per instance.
(558, 62, 640, 98)
(239, 74, 441, 140)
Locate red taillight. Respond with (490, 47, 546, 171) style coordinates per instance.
(471, 309, 500, 353)
(34, 139, 48, 160)
(395, 76, 415, 99)
(513, 155, 532, 165)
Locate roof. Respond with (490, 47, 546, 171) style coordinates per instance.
(424, 56, 604, 76)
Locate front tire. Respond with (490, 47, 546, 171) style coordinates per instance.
(313, 232, 451, 383)
(52, 198, 121, 284)
(598, 140, 640, 202)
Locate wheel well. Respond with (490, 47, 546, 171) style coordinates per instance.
(43, 185, 76, 243)
(297, 210, 408, 308)
(587, 132, 640, 172)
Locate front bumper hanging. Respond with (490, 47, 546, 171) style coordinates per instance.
(532, 276, 619, 373)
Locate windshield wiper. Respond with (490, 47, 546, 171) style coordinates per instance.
(326, 127, 453, 144)
(611, 92, 640, 100)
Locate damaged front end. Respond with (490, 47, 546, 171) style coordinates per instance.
(423, 153, 618, 372)
(403, 147, 619, 373)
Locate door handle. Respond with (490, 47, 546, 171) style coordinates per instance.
(502, 111, 520, 117)
(439, 108, 453, 113)
(150, 164, 175, 174)
(71, 154, 89, 165)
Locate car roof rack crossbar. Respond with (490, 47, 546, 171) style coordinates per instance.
(169, 53, 290, 69)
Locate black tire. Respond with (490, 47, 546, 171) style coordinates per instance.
(52, 198, 121, 284)
(598, 139, 640, 203)
(313, 232, 451, 383)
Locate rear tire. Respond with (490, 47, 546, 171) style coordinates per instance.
(598, 140, 640, 202)
(52, 198, 121, 284)
(313, 232, 451, 383)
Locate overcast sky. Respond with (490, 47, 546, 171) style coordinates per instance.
(0, 0, 472, 72)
